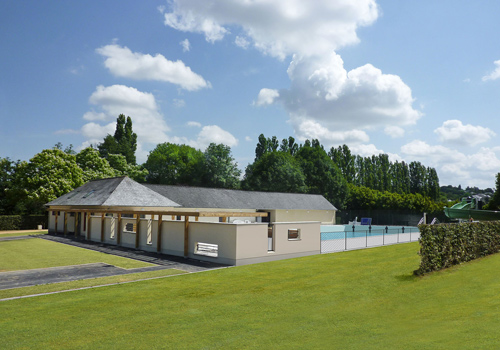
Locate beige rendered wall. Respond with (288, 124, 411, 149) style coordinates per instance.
(273, 221, 321, 254)
(273, 209, 335, 224)
(188, 222, 238, 264)
(160, 221, 185, 256)
(234, 223, 269, 260)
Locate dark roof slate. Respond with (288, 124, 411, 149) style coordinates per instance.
(46, 177, 181, 208)
(144, 184, 336, 211)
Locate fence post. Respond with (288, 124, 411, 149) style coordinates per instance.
(365, 230, 368, 248)
(345, 230, 347, 251)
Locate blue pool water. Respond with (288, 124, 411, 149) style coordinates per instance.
(321, 225, 419, 240)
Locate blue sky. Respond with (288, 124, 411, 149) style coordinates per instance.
(2, 0, 500, 188)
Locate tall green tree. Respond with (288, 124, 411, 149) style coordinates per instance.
(143, 143, 203, 185)
(0, 158, 21, 214)
(295, 140, 349, 209)
(242, 151, 307, 193)
(107, 154, 148, 183)
(201, 143, 241, 189)
(329, 145, 356, 184)
(98, 114, 137, 164)
(486, 173, 500, 210)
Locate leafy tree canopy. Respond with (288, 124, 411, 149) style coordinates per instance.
(242, 151, 307, 193)
(76, 147, 117, 182)
(144, 143, 203, 185)
(15, 149, 84, 213)
(201, 143, 241, 189)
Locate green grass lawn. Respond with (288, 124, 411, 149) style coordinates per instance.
(0, 238, 154, 271)
(2, 242, 500, 349)
(0, 268, 186, 300)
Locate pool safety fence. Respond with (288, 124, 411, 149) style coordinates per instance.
(321, 227, 420, 253)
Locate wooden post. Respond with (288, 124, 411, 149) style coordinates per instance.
(101, 213, 106, 242)
(117, 214, 122, 245)
(74, 212, 78, 237)
(54, 211, 59, 235)
(184, 216, 189, 257)
(157, 215, 163, 252)
(64, 212, 68, 236)
(86, 212, 91, 240)
(135, 214, 141, 248)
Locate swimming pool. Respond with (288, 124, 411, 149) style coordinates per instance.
(321, 225, 420, 240)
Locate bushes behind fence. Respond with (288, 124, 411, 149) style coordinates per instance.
(0, 215, 47, 231)
(415, 222, 500, 275)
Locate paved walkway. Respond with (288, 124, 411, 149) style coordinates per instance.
(0, 234, 227, 290)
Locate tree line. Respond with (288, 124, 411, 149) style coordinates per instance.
(1, 115, 446, 215)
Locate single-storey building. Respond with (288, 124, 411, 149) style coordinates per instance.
(46, 176, 336, 266)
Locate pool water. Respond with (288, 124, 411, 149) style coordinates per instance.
(321, 225, 419, 240)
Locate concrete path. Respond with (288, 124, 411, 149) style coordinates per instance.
(0, 234, 227, 290)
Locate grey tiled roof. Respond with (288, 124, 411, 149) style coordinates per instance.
(47, 177, 336, 211)
(144, 184, 336, 211)
(46, 177, 181, 208)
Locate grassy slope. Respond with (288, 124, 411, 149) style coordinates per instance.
(0, 238, 153, 271)
(2, 242, 500, 349)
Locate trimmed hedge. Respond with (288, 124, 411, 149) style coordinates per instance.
(415, 222, 500, 275)
(0, 215, 47, 231)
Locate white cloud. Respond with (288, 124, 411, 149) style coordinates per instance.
(235, 36, 249, 49)
(254, 88, 279, 106)
(434, 120, 495, 146)
(245, 136, 252, 142)
(180, 39, 190, 52)
(193, 125, 238, 149)
(96, 44, 210, 91)
(187, 121, 201, 128)
(54, 129, 80, 135)
(293, 118, 369, 144)
(482, 60, 500, 81)
(272, 54, 421, 145)
(80, 85, 170, 163)
(385, 126, 405, 138)
(162, 0, 378, 59)
(173, 99, 186, 108)
(401, 140, 500, 188)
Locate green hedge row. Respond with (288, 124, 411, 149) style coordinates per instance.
(0, 215, 47, 231)
(415, 222, 500, 275)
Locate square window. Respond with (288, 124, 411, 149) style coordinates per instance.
(288, 229, 300, 240)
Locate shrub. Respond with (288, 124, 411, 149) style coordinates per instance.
(0, 215, 47, 231)
(415, 222, 500, 275)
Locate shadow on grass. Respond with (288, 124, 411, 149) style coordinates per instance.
(395, 273, 419, 282)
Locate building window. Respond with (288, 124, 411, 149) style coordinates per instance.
(176, 215, 181, 221)
(124, 223, 136, 233)
(121, 214, 134, 218)
(69, 212, 75, 217)
(288, 229, 300, 240)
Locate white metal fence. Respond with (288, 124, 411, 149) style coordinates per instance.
(321, 227, 420, 253)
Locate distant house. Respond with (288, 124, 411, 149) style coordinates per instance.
(46, 177, 336, 266)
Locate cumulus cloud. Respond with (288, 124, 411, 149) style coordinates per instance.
(187, 121, 202, 128)
(482, 60, 500, 81)
(162, 0, 378, 59)
(180, 39, 190, 52)
(194, 125, 238, 149)
(271, 54, 421, 145)
(434, 120, 495, 146)
(385, 126, 405, 138)
(96, 44, 210, 91)
(401, 140, 500, 188)
(254, 88, 279, 106)
(80, 85, 170, 162)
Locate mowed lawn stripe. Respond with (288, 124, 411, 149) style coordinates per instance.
(2, 242, 500, 349)
(0, 238, 153, 271)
